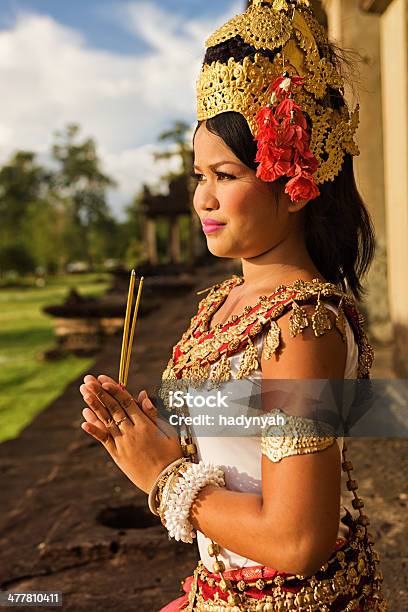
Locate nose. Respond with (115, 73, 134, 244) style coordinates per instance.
(193, 185, 220, 215)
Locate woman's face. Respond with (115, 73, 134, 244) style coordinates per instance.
(193, 122, 301, 260)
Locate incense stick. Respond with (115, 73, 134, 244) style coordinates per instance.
(122, 276, 144, 387)
(118, 269, 136, 384)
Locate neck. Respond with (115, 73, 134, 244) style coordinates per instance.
(240, 231, 323, 292)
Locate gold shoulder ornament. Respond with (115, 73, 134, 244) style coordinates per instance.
(159, 277, 374, 411)
(260, 409, 336, 463)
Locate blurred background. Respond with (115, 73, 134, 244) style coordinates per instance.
(1, 0, 407, 442)
(0, 1, 407, 609)
(0, 0, 241, 442)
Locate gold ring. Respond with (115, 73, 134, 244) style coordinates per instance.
(115, 416, 128, 427)
(106, 417, 115, 427)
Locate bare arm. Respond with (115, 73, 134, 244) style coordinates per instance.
(189, 307, 346, 576)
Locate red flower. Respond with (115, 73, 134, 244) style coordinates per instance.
(295, 148, 319, 174)
(275, 98, 299, 118)
(285, 172, 321, 203)
(268, 76, 287, 96)
(254, 73, 320, 202)
(256, 145, 294, 182)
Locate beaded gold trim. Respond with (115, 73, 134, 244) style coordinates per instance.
(156, 459, 192, 526)
(206, 3, 293, 50)
(261, 409, 335, 462)
(184, 505, 387, 611)
(186, 525, 387, 611)
(196, 2, 360, 185)
(159, 276, 374, 410)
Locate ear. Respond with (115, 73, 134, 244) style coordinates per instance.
(277, 188, 309, 212)
(287, 199, 309, 212)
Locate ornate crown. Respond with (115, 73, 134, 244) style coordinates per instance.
(196, 0, 360, 188)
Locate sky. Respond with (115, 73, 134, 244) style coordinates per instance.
(0, 0, 242, 217)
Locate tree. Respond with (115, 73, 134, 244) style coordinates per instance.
(20, 198, 68, 274)
(51, 124, 117, 267)
(154, 121, 193, 180)
(0, 244, 36, 276)
(0, 151, 51, 247)
(0, 125, 123, 274)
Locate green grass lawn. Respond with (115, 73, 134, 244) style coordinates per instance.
(0, 274, 111, 443)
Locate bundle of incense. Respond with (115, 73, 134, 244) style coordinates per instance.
(118, 270, 144, 387)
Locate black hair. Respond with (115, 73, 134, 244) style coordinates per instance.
(195, 36, 376, 301)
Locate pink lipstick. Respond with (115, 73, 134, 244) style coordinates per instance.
(202, 220, 226, 235)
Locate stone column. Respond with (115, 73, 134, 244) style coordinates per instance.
(145, 218, 158, 265)
(380, 0, 408, 375)
(169, 217, 181, 264)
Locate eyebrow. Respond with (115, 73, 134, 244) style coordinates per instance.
(193, 161, 241, 171)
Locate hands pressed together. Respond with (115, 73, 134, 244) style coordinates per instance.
(79, 374, 183, 494)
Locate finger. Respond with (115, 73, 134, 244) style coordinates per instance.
(80, 385, 113, 426)
(83, 394, 122, 435)
(82, 407, 109, 436)
(140, 395, 158, 423)
(138, 389, 147, 404)
(140, 392, 180, 440)
(82, 388, 125, 435)
(84, 374, 100, 385)
(81, 421, 116, 451)
(97, 374, 119, 386)
(140, 396, 170, 438)
(83, 382, 134, 428)
(98, 375, 141, 415)
(100, 382, 140, 420)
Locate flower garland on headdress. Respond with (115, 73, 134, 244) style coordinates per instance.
(255, 73, 321, 203)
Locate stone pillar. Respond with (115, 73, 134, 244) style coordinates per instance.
(323, 0, 391, 342)
(145, 218, 158, 265)
(380, 0, 408, 375)
(169, 217, 181, 264)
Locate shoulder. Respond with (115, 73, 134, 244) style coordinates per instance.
(260, 279, 350, 379)
(261, 302, 347, 379)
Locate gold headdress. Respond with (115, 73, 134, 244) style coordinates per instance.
(196, 0, 360, 195)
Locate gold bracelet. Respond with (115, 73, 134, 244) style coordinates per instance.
(158, 460, 192, 526)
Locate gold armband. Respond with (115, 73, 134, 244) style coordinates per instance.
(261, 409, 336, 463)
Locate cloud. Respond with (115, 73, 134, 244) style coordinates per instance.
(103, 142, 184, 213)
(0, 1, 240, 217)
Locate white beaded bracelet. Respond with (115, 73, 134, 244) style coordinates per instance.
(148, 457, 189, 516)
(162, 460, 225, 544)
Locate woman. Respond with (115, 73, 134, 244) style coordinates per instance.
(79, 1, 387, 609)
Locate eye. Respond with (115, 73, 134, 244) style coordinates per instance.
(190, 170, 237, 183)
(215, 171, 236, 181)
(191, 172, 204, 182)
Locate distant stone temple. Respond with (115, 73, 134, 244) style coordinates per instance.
(140, 167, 202, 268)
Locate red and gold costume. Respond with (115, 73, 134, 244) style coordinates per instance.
(158, 277, 387, 611)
